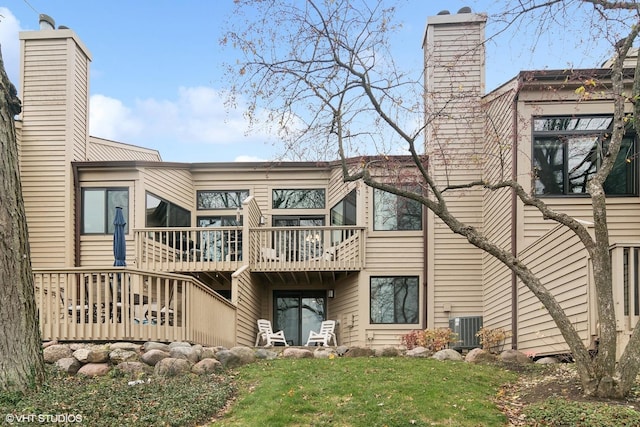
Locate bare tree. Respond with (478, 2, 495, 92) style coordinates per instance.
(224, 0, 640, 398)
(0, 45, 45, 392)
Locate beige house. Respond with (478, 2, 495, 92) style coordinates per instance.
(17, 10, 638, 356)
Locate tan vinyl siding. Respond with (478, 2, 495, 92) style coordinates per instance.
(233, 267, 263, 347)
(329, 273, 360, 347)
(142, 167, 194, 214)
(88, 136, 162, 161)
(518, 225, 590, 356)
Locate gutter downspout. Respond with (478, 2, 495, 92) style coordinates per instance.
(423, 190, 428, 329)
(510, 78, 523, 349)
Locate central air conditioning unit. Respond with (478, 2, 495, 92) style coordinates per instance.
(449, 316, 483, 351)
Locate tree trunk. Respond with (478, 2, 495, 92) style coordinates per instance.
(0, 47, 45, 392)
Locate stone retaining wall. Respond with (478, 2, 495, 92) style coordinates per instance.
(42, 341, 545, 378)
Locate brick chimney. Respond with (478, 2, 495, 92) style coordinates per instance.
(19, 16, 92, 267)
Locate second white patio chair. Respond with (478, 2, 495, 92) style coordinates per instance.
(255, 319, 289, 347)
(305, 320, 338, 346)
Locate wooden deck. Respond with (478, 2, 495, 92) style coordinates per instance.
(34, 267, 237, 347)
(135, 226, 365, 273)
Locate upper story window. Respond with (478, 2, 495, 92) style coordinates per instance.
(373, 188, 422, 231)
(146, 193, 191, 227)
(533, 116, 637, 196)
(272, 189, 325, 209)
(330, 189, 357, 226)
(82, 188, 129, 234)
(197, 190, 249, 210)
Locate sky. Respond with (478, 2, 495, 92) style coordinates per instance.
(0, 0, 623, 163)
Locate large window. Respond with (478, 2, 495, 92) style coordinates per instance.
(533, 116, 637, 196)
(272, 189, 325, 209)
(370, 277, 419, 324)
(197, 190, 249, 210)
(82, 188, 129, 234)
(330, 189, 357, 226)
(373, 188, 422, 231)
(145, 193, 191, 227)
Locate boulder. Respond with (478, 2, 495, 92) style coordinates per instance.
(143, 341, 171, 353)
(170, 346, 200, 364)
(43, 344, 72, 364)
(465, 348, 497, 364)
(73, 348, 110, 364)
(216, 347, 256, 368)
(535, 356, 559, 365)
(114, 362, 151, 377)
(168, 341, 192, 349)
(154, 358, 192, 377)
(282, 348, 313, 359)
(406, 346, 430, 358)
(375, 347, 400, 357)
(336, 345, 349, 356)
(230, 347, 256, 364)
(432, 349, 463, 361)
(54, 357, 81, 375)
(110, 349, 140, 364)
(344, 347, 374, 358)
(77, 363, 111, 377)
(255, 348, 279, 360)
(42, 340, 58, 349)
(500, 349, 533, 364)
(110, 342, 141, 352)
(141, 349, 170, 366)
(192, 358, 223, 375)
(313, 347, 337, 359)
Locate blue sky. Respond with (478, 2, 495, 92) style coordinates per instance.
(0, 0, 621, 163)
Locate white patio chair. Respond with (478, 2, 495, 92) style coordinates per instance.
(255, 319, 288, 347)
(305, 320, 338, 346)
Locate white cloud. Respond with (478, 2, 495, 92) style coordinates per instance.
(0, 8, 25, 86)
(90, 94, 144, 140)
(234, 155, 267, 162)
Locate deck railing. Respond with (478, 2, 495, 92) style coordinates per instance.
(135, 226, 365, 272)
(34, 267, 236, 347)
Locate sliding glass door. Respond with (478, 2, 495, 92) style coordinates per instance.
(274, 291, 326, 345)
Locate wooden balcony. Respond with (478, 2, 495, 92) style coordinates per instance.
(135, 226, 365, 273)
(34, 268, 236, 347)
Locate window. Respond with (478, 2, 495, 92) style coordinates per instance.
(373, 188, 422, 231)
(272, 189, 325, 209)
(330, 189, 357, 226)
(197, 190, 249, 210)
(145, 193, 190, 227)
(533, 116, 637, 196)
(370, 277, 419, 324)
(82, 188, 128, 234)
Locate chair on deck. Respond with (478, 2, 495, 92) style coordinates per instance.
(255, 319, 288, 347)
(305, 320, 337, 346)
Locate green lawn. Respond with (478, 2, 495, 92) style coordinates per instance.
(216, 357, 516, 427)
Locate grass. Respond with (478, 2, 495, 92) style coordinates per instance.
(215, 357, 517, 426)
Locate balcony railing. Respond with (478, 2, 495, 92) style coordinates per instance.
(135, 226, 365, 272)
(34, 267, 236, 347)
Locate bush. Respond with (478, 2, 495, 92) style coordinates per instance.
(401, 328, 458, 352)
(476, 327, 511, 354)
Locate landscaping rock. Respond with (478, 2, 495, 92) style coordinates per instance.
(536, 356, 559, 364)
(255, 348, 279, 360)
(230, 346, 257, 364)
(141, 349, 170, 366)
(43, 344, 72, 363)
(192, 358, 222, 375)
(500, 349, 532, 364)
(375, 346, 400, 357)
(336, 345, 349, 356)
(143, 341, 170, 352)
(114, 362, 151, 377)
(170, 346, 200, 364)
(432, 349, 463, 361)
(168, 341, 192, 349)
(201, 347, 218, 360)
(110, 342, 141, 352)
(282, 348, 313, 359)
(77, 363, 111, 377)
(73, 348, 110, 364)
(54, 357, 81, 375)
(42, 340, 58, 349)
(344, 347, 374, 358)
(406, 346, 430, 358)
(313, 347, 337, 359)
(465, 348, 497, 364)
(110, 349, 140, 364)
(154, 358, 192, 377)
